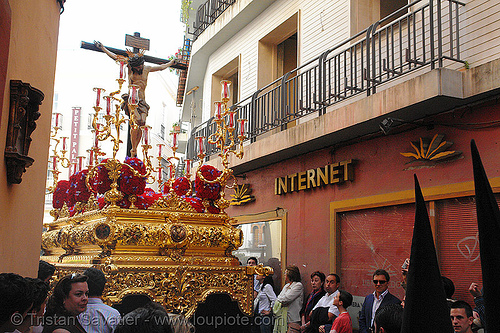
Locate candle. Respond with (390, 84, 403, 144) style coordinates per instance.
(221, 80, 231, 101)
(185, 159, 191, 175)
(172, 132, 178, 148)
(119, 60, 125, 79)
(77, 156, 84, 172)
(94, 88, 104, 107)
(239, 119, 246, 137)
(142, 126, 150, 145)
(214, 101, 223, 120)
(93, 127, 100, 148)
(196, 136, 204, 155)
(88, 150, 94, 166)
(169, 165, 174, 179)
(158, 144, 163, 159)
(62, 137, 68, 151)
(228, 111, 235, 129)
(55, 113, 60, 127)
(52, 156, 57, 170)
(129, 85, 139, 105)
(158, 167, 162, 183)
(104, 96, 112, 116)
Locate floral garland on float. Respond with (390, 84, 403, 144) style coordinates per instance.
(41, 60, 272, 320)
(46, 74, 246, 220)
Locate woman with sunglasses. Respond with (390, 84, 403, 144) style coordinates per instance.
(42, 274, 89, 333)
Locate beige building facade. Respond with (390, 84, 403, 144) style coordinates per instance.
(0, 0, 62, 276)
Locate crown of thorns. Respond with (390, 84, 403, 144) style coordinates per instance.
(126, 48, 146, 58)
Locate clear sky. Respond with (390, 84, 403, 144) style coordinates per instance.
(53, 0, 186, 129)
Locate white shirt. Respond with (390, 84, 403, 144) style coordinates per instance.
(256, 283, 277, 313)
(370, 289, 389, 326)
(312, 289, 340, 317)
(277, 281, 304, 323)
(78, 298, 121, 333)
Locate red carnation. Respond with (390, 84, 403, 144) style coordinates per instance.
(69, 205, 77, 217)
(162, 182, 170, 194)
(195, 165, 222, 200)
(53, 180, 70, 209)
(116, 196, 131, 209)
(119, 157, 146, 196)
(91, 159, 113, 194)
(172, 177, 191, 196)
(69, 169, 91, 203)
(184, 196, 204, 213)
(135, 188, 162, 209)
(97, 196, 107, 209)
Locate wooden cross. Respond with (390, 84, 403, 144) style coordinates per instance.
(81, 32, 187, 70)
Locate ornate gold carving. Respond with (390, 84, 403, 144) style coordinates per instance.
(42, 171, 255, 319)
(50, 264, 254, 318)
(400, 134, 462, 168)
(230, 184, 256, 206)
(150, 193, 196, 212)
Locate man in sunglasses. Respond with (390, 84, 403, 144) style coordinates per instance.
(358, 269, 401, 333)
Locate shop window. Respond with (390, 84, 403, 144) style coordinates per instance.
(232, 211, 287, 292)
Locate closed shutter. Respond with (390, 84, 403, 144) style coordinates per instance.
(339, 203, 415, 301)
(435, 195, 499, 304)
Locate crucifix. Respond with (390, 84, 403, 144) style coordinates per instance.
(81, 32, 187, 157)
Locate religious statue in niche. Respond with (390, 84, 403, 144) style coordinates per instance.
(94, 41, 177, 157)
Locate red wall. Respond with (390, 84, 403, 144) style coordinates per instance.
(228, 102, 500, 294)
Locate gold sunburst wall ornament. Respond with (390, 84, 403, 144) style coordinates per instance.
(230, 184, 255, 206)
(400, 134, 462, 168)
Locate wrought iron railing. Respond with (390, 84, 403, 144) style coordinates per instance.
(192, 0, 237, 40)
(187, 0, 466, 161)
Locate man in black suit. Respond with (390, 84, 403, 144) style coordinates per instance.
(359, 269, 401, 333)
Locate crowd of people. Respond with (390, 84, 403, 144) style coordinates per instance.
(247, 257, 487, 333)
(0, 257, 488, 333)
(0, 261, 194, 333)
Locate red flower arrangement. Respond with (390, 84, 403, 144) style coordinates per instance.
(195, 165, 222, 200)
(53, 180, 70, 209)
(91, 159, 113, 194)
(119, 157, 146, 196)
(116, 196, 131, 209)
(68, 169, 91, 203)
(135, 188, 162, 209)
(172, 177, 191, 196)
(162, 182, 170, 194)
(206, 201, 221, 214)
(97, 196, 106, 209)
(184, 196, 204, 213)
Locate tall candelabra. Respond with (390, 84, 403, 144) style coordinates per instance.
(86, 65, 151, 207)
(48, 59, 245, 214)
(46, 113, 72, 193)
(196, 80, 247, 211)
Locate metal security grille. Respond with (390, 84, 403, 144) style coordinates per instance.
(339, 203, 415, 301)
(435, 196, 491, 305)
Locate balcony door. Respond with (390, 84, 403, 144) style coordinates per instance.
(258, 12, 299, 132)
